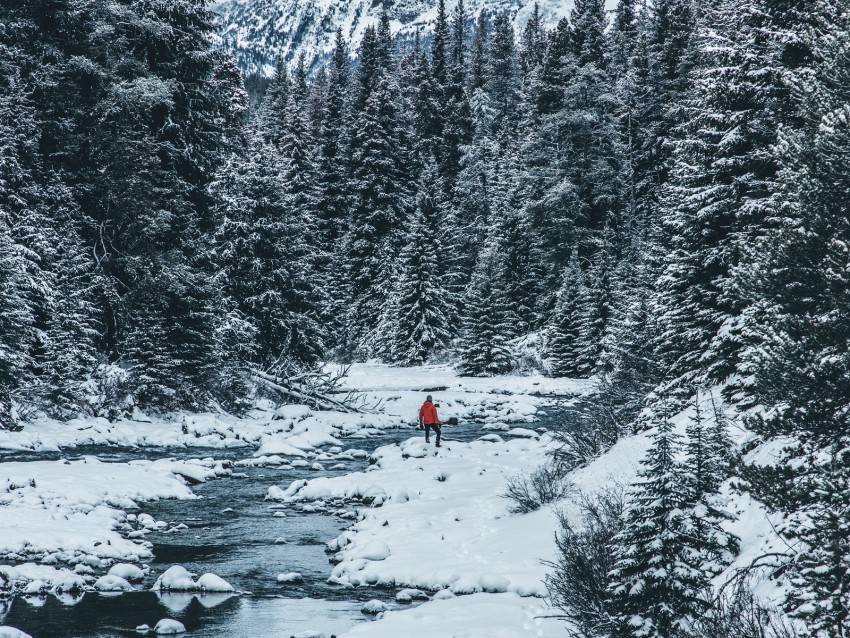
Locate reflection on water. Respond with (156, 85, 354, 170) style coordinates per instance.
(1, 591, 366, 637)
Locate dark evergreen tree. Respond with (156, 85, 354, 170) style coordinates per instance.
(459, 239, 513, 376)
(570, 0, 607, 67)
(346, 74, 412, 352)
(546, 252, 585, 378)
(486, 13, 521, 137)
(653, 0, 785, 402)
(575, 233, 614, 377)
(608, 416, 710, 638)
(681, 396, 740, 576)
(258, 58, 290, 146)
(383, 188, 452, 365)
(431, 0, 450, 91)
(212, 136, 325, 374)
(786, 444, 850, 638)
(519, 3, 545, 75)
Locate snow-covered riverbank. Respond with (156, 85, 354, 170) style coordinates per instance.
(0, 364, 592, 636)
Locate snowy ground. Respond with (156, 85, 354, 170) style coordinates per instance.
(0, 364, 591, 636)
(0, 457, 231, 595)
(0, 365, 786, 636)
(0, 364, 591, 454)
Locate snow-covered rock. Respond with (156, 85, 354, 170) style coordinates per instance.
(196, 573, 235, 592)
(361, 599, 391, 614)
(0, 627, 32, 638)
(93, 574, 134, 592)
(154, 619, 186, 634)
(108, 563, 145, 582)
(152, 566, 196, 591)
(152, 566, 233, 593)
(395, 588, 428, 603)
(276, 572, 303, 583)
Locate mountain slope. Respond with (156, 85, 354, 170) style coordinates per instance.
(211, 0, 579, 75)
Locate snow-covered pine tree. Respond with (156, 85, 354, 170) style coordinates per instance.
(0, 211, 34, 425)
(346, 73, 413, 353)
(681, 395, 740, 576)
(740, 0, 850, 445)
(652, 0, 785, 404)
(317, 29, 351, 249)
(454, 86, 497, 289)
(383, 187, 452, 365)
(519, 2, 545, 77)
(486, 13, 522, 138)
(36, 188, 100, 418)
(212, 136, 326, 376)
(258, 58, 290, 146)
(570, 0, 606, 68)
(458, 239, 513, 376)
(430, 0, 450, 94)
(575, 234, 615, 378)
(439, 0, 473, 187)
(608, 415, 711, 638)
(786, 443, 850, 638)
(546, 252, 585, 378)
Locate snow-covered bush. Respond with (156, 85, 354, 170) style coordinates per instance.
(545, 489, 625, 638)
(502, 460, 571, 514)
(549, 395, 624, 473)
(691, 579, 802, 638)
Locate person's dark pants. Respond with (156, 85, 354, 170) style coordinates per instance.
(425, 424, 441, 446)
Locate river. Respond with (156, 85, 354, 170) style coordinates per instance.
(1, 421, 537, 637)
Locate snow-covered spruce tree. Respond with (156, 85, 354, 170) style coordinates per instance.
(0, 211, 34, 423)
(575, 234, 615, 378)
(258, 57, 291, 147)
(519, 2, 545, 76)
(454, 86, 497, 288)
(546, 252, 585, 378)
(737, 10, 850, 633)
(35, 189, 100, 417)
(596, 242, 664, 425)
(570, 0, 606, 68)
(785, 444, 850, 638)
(740, 0, 850, 446)
(681, 396, 740, 576)
(458, 240, 513, 376)
(608, 415, 710, 638)
(652, 0, 785, 403)
(486, 13, 522, 138)
(439, 0, 473, 186)
(212, 136, 326, 376)
(346, 73, 413, 352)
(383, 190, 452, 366)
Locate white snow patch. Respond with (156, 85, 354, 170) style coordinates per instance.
(154, 619, 186, 634)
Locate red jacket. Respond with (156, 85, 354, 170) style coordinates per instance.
(419, 401, 440, 426)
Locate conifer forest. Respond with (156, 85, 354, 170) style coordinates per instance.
(1, 0, 850, 637)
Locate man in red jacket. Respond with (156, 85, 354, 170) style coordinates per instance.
(419, 395, 442, 447)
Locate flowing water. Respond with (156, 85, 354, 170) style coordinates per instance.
(0, 421, 535, 637)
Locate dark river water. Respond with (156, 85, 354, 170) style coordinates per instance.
(0, 420, 546, 637)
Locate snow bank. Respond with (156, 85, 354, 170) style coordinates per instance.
(0, 458, 229, 591)
(0, 628, 32, 638)
(0, 364, 592, 457)
(341, 592, 564, 638)
(268, 435, 569, 597)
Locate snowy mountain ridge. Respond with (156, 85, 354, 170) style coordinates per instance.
(211, 0, 577, 75)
